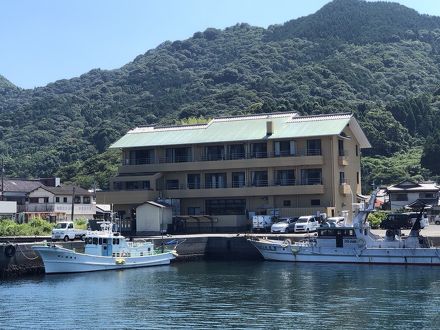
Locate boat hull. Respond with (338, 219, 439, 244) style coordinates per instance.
(250, 240, 440, 265)
(33, 245, 176, 274)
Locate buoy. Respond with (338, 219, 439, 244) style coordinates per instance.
(115, 258, 126, 265)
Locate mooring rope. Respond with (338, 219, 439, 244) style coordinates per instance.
(17, 244, 40, 260)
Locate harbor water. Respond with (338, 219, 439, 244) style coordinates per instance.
(1, 261, 440, 329)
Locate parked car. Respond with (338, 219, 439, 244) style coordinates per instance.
(52, 221, 87, 241)
(321, 216, 345, 228)
(271, 217, 298, 233)
(433, 215, 440, 225)
(380, 213, 429, 230)
(294, 215, 319, 233)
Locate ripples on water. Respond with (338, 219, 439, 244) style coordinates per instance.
(1, 261, 440, 329)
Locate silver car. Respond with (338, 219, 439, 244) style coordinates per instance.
(271, 217, 298, 233)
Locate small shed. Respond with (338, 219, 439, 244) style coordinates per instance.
(136, 201, 172, 235)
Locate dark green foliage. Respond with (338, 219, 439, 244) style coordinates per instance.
(421, 132, 440, 175)
(0, 0, 440, 191)
(0, 217, 54, 236)
(265, 0, 440, 45)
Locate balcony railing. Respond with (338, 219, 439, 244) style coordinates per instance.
(122, 148, 322, 166)
(17, 203, 94, 214)
(124, 157, 155, 165)
(158, 179, 321, 191)
(274, 179, 296, 186)
(306, 148, 322, 156)
(300, 177, 322, 185)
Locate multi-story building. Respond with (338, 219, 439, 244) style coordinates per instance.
(24, 185, 95, 221)
(97, 112, 370, 231)
(0, 178, 95, 222)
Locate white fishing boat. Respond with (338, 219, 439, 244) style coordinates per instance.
(33, 222, 177, 274)
(249, 191, 440, 265)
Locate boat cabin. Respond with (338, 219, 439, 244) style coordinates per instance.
(316, 227, 358, 248)
(83, 229, 155, 258)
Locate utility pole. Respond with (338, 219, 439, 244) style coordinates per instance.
(71, 186, 75, 222)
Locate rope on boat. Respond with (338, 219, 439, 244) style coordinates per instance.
(17, 244, 40, 260)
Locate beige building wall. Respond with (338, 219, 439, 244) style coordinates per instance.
(97, 116, 368, 232)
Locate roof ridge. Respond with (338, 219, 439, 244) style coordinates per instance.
(288, 113, 352, 122)
(129, 111, 300, 134)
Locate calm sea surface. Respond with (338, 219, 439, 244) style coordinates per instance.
(1, 261, 440, 329)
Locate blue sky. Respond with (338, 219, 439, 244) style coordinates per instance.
(1, 0, 439, 89)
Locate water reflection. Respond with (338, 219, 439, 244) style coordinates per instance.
(1, 262, 439, 329)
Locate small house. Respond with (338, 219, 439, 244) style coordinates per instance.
(386, 180, 439, 211)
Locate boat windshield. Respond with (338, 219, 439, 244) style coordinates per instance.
(55, 223, 68, 229)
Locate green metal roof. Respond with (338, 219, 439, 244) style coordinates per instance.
(110, 113, 370, 149)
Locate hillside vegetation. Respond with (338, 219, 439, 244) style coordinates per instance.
(1, 0, 440, 192)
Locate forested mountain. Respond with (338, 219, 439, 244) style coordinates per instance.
(1, 0, 440, 191)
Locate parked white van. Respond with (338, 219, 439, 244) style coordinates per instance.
(294, 215, 319, 233)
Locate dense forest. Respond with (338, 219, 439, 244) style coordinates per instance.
(1, 0, 440, 192)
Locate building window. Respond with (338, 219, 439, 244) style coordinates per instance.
(251, 171, 268, 187)
(188, 207, 201, 215)
(29, 198, 39, 203)
(166, 180, 179, 190)
(307, 139, 321, 156)
(187, 174, 201, 189)
(55, 197, 60, 203)
(205, 199, 246, 215)
(63, 197, 68, 203)
(311, 199, 321, 206)
(228, 144, 245, 159)
(276, 170, 295, 186)
(113, 182, 123, 191)
(394, 194, 408, 201)
(274, 140, 295, 157)
(300, 169, 322, 185)
(338, 140, 344, 156)
(251, 143, 267, 158)
(83, 196, 91, 204)
(128, 149, 154, 165)
(205, 173, 226, 189)
(74, 196, 81, 204)
(339, 172, 345, 185)
(356, 145, 359, 157)
(232, 172, 245, 188)
(205, 145, 225, 161)
(356, 172, 359, 185)
(166, 147, 192, 163)
(126, 181, 140, 190)
(283, 200, 291, 207)
(143, 181, 150, 190)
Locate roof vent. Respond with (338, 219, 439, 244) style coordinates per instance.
(266, 121, 273, 135)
